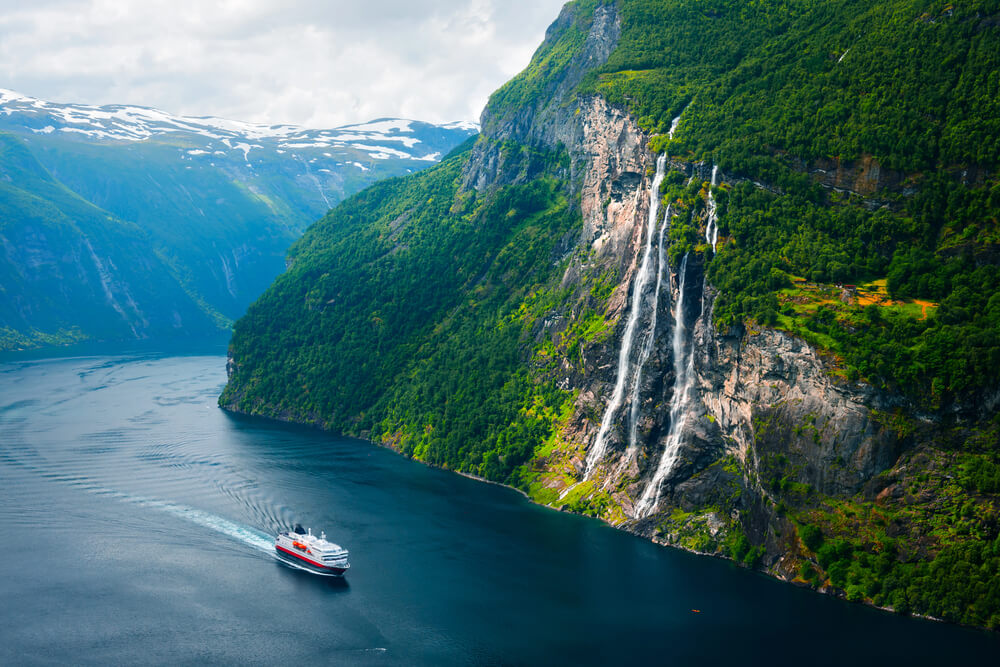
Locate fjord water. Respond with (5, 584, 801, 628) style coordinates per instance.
(0, 352, 995, 665)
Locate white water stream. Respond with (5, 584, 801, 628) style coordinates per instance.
(576, 113, 684, 487)
(705, 165, 719, 252)
(621, 202, 672, 472)
(581, 153, 668, 481)
(635, 250, 702, 518)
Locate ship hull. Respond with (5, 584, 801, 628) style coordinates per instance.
(275, 544, 349, 577)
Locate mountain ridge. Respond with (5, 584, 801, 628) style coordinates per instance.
(0, 89, 477, 350)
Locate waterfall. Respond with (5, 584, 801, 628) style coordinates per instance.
(582, 154, 668, 480)
(622, 203, 672, 470)
(634, 251, 700, 518)
(705, 165, 719, 252)
(668, 114, 682, 137)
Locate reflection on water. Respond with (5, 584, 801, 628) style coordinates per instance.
(0, 352, 997, 665)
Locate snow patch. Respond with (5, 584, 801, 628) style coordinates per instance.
(350, 143, 412, 159)
(323, 132, 420, 148)
(442, 120, 479, 132)
(340, 119, 414, 134)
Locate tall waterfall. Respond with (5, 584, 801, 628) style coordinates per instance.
(705, 165, 719, 252)
(634, 252, 700, 518)
(622, 203, 672, 469)
(582, 154, 668, 480)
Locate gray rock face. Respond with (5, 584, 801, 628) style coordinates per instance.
(463, 3, 622, 192)
(411, 0, 926, 581)
(458, 1, 917, 575)
(702, 326, 907, 498)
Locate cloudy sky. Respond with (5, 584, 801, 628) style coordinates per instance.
(0, 0, 568, 128)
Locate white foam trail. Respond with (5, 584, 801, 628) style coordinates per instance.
(142, 500, 274, 553)
(0, 420, 276, 556)
(635, 252, 698, 518)
(705, 165, 719, 252)
(583, 154, 668, 479)
(90, 486, 275, 553)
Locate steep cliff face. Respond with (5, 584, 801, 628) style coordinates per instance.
(223, 0, 1000, 627)
(513, 103, 907, 522)
(464, 2, 622, 192)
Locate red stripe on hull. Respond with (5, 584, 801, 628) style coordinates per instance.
(275, 544, 347, 573)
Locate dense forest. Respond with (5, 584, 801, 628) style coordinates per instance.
(223, 137, 577, 484)
(224, 0, 1000, 628)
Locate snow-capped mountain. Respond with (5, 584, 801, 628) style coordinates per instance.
(0, 88, 478, 351)
(0, 87, 476, 171)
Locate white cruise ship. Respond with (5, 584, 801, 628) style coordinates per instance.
(274, 524, 350, 576)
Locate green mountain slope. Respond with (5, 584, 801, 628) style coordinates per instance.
(223, 0, 1000, 628)
(223, 137, 578, 479)
(0, 134, 220, 345)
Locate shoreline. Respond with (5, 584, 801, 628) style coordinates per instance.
(220, 402, 994, 636)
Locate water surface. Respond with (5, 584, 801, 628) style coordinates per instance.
(0, 352, 995, 664)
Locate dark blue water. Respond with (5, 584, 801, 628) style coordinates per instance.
(0, 351, 996, 665)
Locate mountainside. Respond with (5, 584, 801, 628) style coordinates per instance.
(222, 0, 1000, 628)
(0, 89, 476, 349)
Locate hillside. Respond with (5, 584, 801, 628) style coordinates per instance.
(0, 134, 220, 345)
(222, 0, 1000, 628)
(0, 90, 476, 349)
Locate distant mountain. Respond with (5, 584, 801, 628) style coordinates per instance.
(0, 89, 477, 350)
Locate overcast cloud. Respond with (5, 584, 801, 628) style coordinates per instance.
(0, 0, 567, 128)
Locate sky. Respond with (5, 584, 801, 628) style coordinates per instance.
(0, 0, 568, 128)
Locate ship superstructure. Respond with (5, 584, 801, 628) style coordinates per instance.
(274, 524, 350, 576)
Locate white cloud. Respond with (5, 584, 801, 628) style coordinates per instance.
(0, 0, 567, 127)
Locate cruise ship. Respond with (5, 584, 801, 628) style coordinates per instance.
(274, 524, 350, 576)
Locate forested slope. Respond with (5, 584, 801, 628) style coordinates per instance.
(0, 133, 220, 346)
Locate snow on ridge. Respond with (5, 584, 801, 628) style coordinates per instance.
(184, 115, 301, 140)
(338, 119, 414, 134)
(442, 120, 480, 132)
(0, 88, 37, 105)
(232, 142, 261, 161)
(323, 132, 420, 148)
(0, 88, 477, 153)
(349, 143, 414, 159)
(0, 88, 299, 142)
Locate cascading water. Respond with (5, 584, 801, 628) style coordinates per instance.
(581, 153, 668, 481)
(557, 112, 683, 501)
(634, 251, 700, 518)
(621, 203, 673, 471)
(705, 165, 719, 252)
